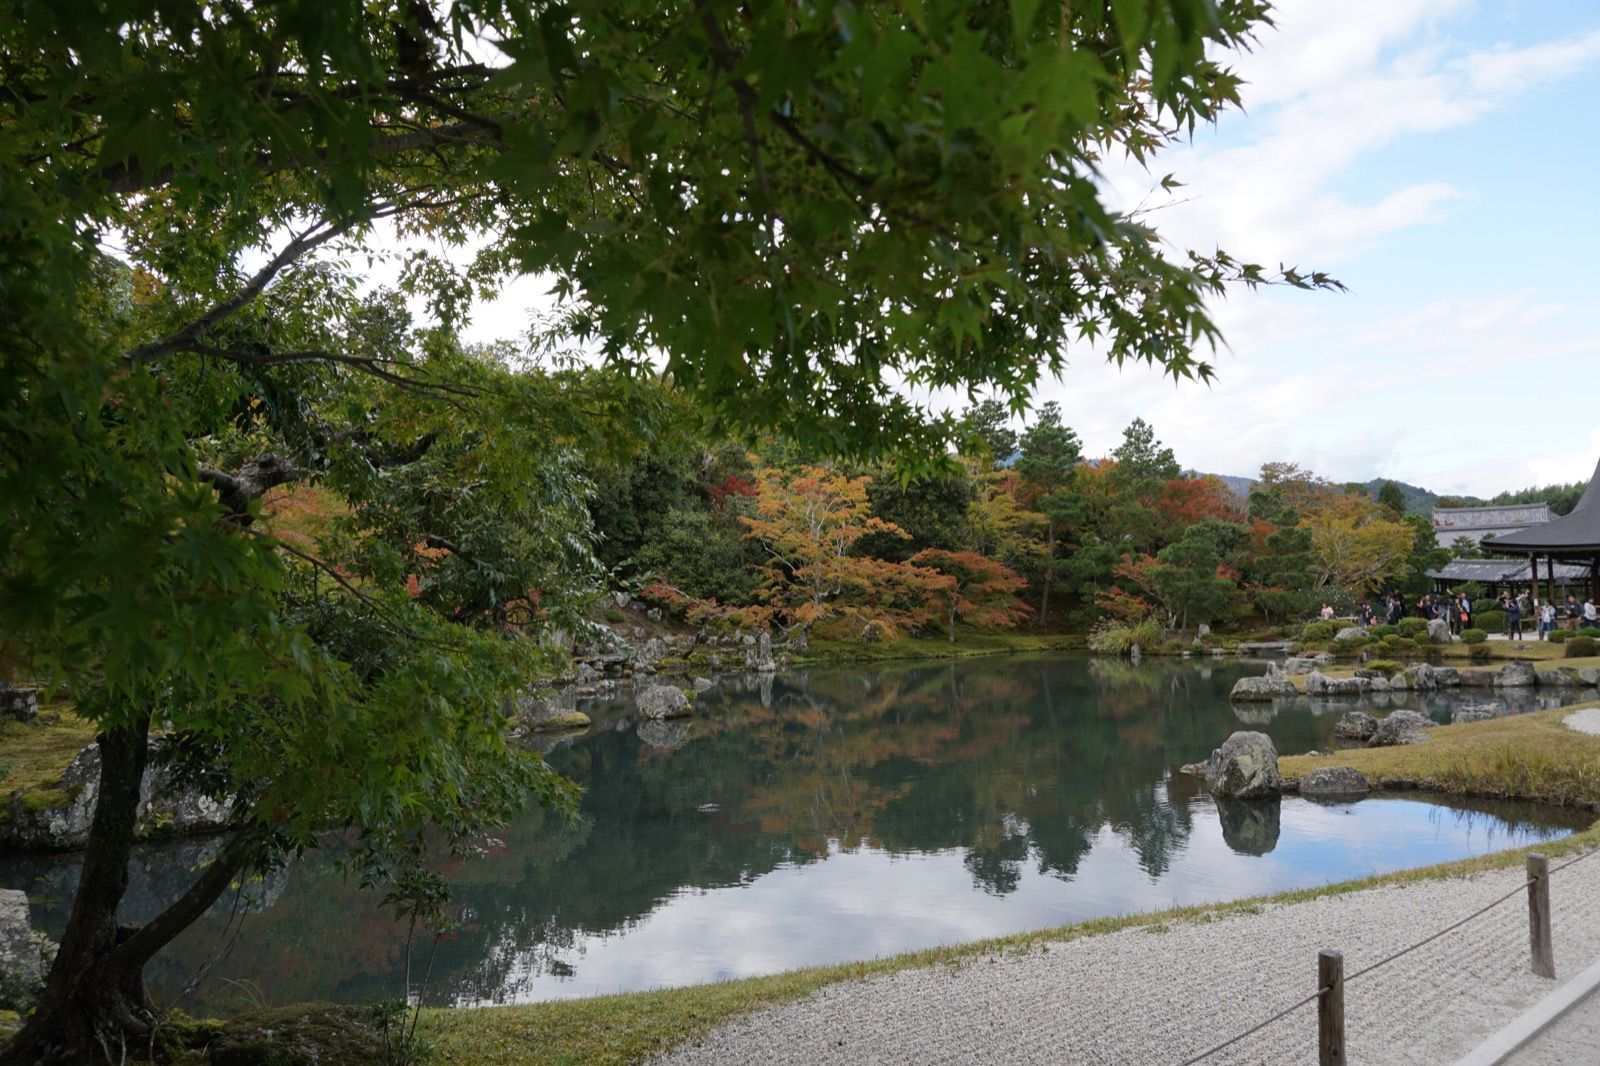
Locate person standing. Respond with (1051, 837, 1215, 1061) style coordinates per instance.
(1586, 597, 1599, 630)
(1568, 594, 1581, 630)
(1539, 600, 1556, 641)
(1507, 596, 1523, 640)
(1459, 592, 1472, 632)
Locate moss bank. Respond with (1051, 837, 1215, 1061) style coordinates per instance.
(1282, 702, 1600, 808)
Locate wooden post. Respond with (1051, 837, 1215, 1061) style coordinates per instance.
(1319, 949, 1345, 1065)
(1546, 556, 1556, 613)
(1528, 854, 1555, 978)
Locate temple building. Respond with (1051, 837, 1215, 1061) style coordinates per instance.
(1430, 502, 1551, 551)
(1479, 459, 1600, 604)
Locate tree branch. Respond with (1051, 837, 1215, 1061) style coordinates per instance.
(124, 220, 363, 366)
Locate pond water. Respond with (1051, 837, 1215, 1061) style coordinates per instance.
(2, 654, 1591, 1014)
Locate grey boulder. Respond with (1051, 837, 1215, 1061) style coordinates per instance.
(1333, 711, 1378, 741)
(1369, 709, 1434, 747)
(1300, 766, 1371, 797)
(1495, 662, 1537, 688)
(1229, 675, 1299, 702)
(1202, 731, 1281, 799)
(636, 684, 692, 720)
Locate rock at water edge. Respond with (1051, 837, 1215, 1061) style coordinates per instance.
(1300, 766, 1371, 797)
(1203, 731, 1281, 799)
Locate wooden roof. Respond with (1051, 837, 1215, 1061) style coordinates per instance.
(1486, 459, 1600, 555)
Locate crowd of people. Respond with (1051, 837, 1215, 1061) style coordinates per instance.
(1334, 589, 1600, 641)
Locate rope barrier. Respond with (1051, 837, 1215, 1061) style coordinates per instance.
(1172, 845, 1598, 1065)
(1172, 986, 1331, 1066)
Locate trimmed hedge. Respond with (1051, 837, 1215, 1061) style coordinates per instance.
(1566, 636, 1597, 658)
(1459, 628, 1488, 645)
(1475, 609, 1504, 633)
(1300, 621, 1337, 642)
(1548, 629, 1572, 644)
(1396, 617, 1429, 640)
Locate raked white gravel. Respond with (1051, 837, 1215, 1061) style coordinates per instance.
(1564, 707, 1600, 737)
(652, 845, 1600, 1066)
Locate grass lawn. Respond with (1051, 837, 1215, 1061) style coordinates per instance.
(421, 705, 1600, 1065)
(1281, 702, 1600, 808)
(0, 704, 95, 794)
(793, 630, 1079, 666)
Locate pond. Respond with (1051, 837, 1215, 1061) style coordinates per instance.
(2, 654, 1591, 1015)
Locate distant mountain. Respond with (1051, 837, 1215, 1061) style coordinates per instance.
(1193, 473, 1439, 515)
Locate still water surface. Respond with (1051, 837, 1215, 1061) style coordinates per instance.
(1, 654, 1589, 1012)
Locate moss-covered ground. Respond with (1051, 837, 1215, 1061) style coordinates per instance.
(1281, 701, 1600, 809)
(0, 704, 94, 795)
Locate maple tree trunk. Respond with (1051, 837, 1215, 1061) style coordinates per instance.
(1, 718, 249, 1066)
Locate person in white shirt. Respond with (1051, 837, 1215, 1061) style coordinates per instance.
(1585, 598, 1599, 628)
(1539, 601, 1556, 641)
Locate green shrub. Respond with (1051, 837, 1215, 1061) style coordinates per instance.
(1565, 636, 1597, 658)
(604, 607, 626, 624)
(1469, 644, 1494, 662)
(1460, 628, 1488, 645)
(1300, 621, 1337, 643)
(1363, 659, 1402, 677)
(1368, 623, 1399, 639)
(1336, 631, 1368, 647)
(1475, 609, 1504, 633)
(1548, 628, 1571, 644)
(1580, 627, 1600, 640)
(1396, 618, 1429, 640)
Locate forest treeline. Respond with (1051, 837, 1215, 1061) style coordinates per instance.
(552, 381, 1487, 644)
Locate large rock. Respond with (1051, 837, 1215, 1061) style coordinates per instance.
(1458, 670, 1496, 688)
(1427, 618, 1453, 644)
(0, 889, 56, 996)
(1335, 626, 1367, 643)
(630, 636, 667, 674)
(636, 684, 692, 720)
(1281, 656, 1331, 676)
(1432, 667, 1461, 687)
(1229, 675, 1299, 702)
(0, 684, 39, 724)
(2, 739, 234, 850)
(1495, 662, 1537, 688)
(1369, 709, 1433, 747)
(1305, 671, 1370, 696)
(1333, 711, 1378, 741)
(1537, 669, 1582, 687)
(1202, 731, 1281, 798)
(1393, 663, 1437, 691)
(745, 629, 777, 673)
(1300, 766, 1372, 797)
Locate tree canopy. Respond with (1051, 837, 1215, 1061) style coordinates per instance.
(0, 0, 1336, 1060)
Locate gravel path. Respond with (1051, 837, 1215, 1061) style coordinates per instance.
(1565, 707, 1600, 737)
(653, 847, 1600, 1066)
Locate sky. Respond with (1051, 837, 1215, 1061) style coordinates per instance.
(453, 0, 1600, 498)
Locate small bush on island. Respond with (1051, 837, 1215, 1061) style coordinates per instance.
(1369, 623, 1399, 639)
(1548, 629, 1571, 644)
(1363, 659, 1402, 676)
(1396, 618, 1429, 640)
(1460, 628, 1488, 645)
(1300, 621, 1337, 643)
(1566, 636, 1597, 658)
(1087, 617, 1165, 655)
(1469, 644, 1494, 662)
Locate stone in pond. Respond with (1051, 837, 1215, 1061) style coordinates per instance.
(1202, 731, 1281, 798)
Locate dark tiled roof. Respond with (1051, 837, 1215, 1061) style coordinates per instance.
(1487, 459, 1600, 554)
(1433, 504, 1551, 530)
(1426, 559, 1591, 582)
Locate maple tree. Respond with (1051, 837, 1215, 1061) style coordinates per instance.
(908, 549, 1032, 641)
